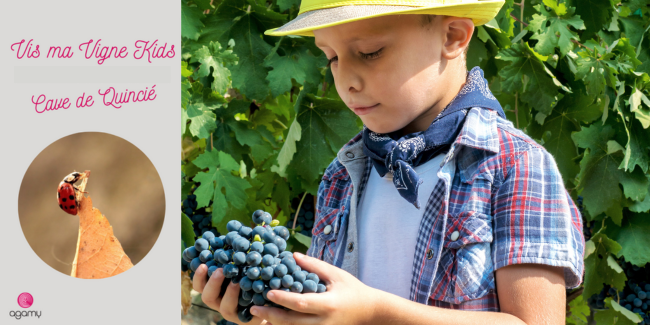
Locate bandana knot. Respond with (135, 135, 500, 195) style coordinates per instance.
(361, 66, 505, 209)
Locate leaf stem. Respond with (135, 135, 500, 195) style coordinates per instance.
(571, 39, 587, 49)
(292, 192, 308, 230)
(274, 119, 288, 129)
(515, 92, 520, 129)
(511, 13, 528, 28)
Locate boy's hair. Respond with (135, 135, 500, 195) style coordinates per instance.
(420, 14, 470, 64)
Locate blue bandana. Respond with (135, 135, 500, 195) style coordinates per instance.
(361, 66, 506, 209)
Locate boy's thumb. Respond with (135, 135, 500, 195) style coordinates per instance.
(293, 252, 339, 282)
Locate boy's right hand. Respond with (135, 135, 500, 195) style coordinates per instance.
(193, 264, 268, 325)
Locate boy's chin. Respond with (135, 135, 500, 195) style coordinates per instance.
(363, 121, 403, 135)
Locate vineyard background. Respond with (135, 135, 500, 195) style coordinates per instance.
(181, 0, 650, 323)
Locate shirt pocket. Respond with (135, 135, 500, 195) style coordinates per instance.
(311, 205, 345, 265)
(434, 210, 495, 304)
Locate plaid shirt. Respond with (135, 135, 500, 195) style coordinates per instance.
(307, 106, 585, 311)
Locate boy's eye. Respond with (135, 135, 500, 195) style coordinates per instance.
(326, 47, 384, 68)
(360, 47, 384, 60)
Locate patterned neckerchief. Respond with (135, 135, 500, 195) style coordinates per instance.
(361, 66, 506, 209)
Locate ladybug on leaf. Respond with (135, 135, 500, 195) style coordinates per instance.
(57, 171, 90, 215)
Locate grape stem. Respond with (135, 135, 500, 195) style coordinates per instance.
(292, 192, 308, 231)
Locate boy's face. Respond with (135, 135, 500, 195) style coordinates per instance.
(314, 14, 471, 135)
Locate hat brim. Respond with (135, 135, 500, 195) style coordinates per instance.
(264, 1, 505, 37)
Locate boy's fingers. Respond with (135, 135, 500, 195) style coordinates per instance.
(201, 268, 226, 310)
(293, 252, 341, 282)
(192, 264, 208, 293)
(265, 289, 331, 314)
(251, 306, 318, 325)
(219, 280, 241, 320)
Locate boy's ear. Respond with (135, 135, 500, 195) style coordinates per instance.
(440, 16, 474, 60)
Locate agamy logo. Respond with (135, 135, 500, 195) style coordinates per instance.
(9, 293, 41, 319)
(17, 293, 33, 308)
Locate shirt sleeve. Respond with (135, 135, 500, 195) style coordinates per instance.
(492, 146, 585, 288)
(306, 179, 327, 260)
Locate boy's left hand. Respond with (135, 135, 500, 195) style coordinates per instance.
(250, 252, 379, 325)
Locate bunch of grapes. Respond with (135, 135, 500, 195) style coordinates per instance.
(587, 258, 649, 324)
(182, 209, 327, 323)
(183, 194, 221, 238)
(286, 193, 315, 237)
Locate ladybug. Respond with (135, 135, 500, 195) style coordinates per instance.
(57, 172, 82, 215)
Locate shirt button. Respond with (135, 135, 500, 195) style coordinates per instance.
(450, 231, 460, 241)
(324, 225, 332, 235)
(346, 152, 355, 159)
(426, 249, 434, 260)
(347, 242, 354, 253)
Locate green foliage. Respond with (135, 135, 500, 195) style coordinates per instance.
(181, 0, 650, 319)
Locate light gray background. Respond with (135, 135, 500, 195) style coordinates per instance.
(0, 0, 178, 323)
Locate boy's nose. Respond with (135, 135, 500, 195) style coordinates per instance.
(335, 59, 363, 94)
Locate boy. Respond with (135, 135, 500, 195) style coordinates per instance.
(193, 1, 585, 324)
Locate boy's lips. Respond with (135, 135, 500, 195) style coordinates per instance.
(350, 103, 379, 115)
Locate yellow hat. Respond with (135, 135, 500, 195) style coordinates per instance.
(264, 0, 506, 37)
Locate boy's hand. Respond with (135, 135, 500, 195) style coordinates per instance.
(193, 265, 268, 325)
(250, 252, 379, 325)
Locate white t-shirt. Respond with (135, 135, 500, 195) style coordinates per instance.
(357, 153, 448, 299)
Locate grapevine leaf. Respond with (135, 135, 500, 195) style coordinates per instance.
(574, 0, 612, 40)
(638, 37, 650, 74)
(214, 118, 248, 161)
(264, 92, 293, 121)
(572, 123, 648, 223)
(181, 61, 193, 78)
(494, 0, 515, 38)
(200, 0, 287, 101)
(629, 183, 650, 212)
(272, 118, 301, 177)
(604, 212, 650, 267)
(293, 232, 312, 248)
(630, 87, 650, 129)
(293, 91, 361, 181)
(527, 0, 585, 57)
(277, 0, 301, 12)
(228, 120, 263, 147)
(594, 298, 643, 324)
(264, 44, 327, 97)
(181, 3, 205, 41)
(195, 0, 215, 10)
(191, 41, 238, 95)
(566, 295, 590, 324)
(272, 176, 292, 218)
(611, 38, 643, 72)
(615, 91, 650, 173)
(619, 15, 647, 48)
(496, 43, 560, 115)
(528, 91, 600, 184)
(181, 213, 196, 247)
(187, 102, 218, 139)
(583, 233, 625, 298)
(192, 150, 252, 223)
(467, 34, 489, 69)
(574, 48, 618, 98)
(182, 79, 192, 110)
